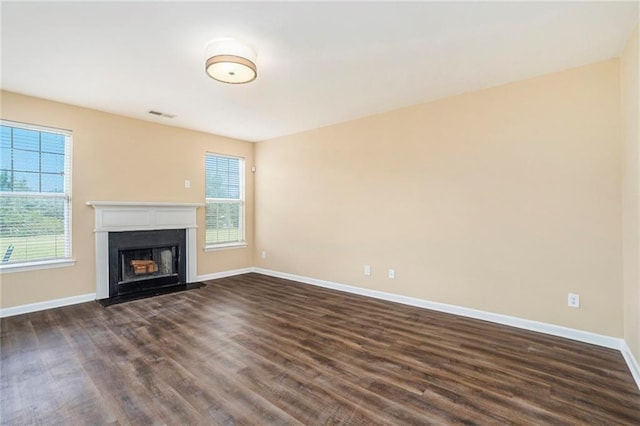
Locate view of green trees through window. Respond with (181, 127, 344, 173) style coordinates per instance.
(0, 189, 67, 262)
(0, 123, 71, 264)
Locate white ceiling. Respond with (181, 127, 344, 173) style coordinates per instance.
(1, 1, 638, 142)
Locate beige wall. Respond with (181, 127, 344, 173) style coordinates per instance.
(255, 59, 623, 337)
(621, 25, 640, 360)
(0, 91, 255, 308)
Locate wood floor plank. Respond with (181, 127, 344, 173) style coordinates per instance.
(2, 272, 639, 424)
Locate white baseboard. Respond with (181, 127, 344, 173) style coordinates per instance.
(253, 267, 640, 390)
(0, 293, 96, 318)
(196, 267, 254, 282)
(621, 341, 640, 388)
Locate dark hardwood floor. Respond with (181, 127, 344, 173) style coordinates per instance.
(1, 273, 639, 425)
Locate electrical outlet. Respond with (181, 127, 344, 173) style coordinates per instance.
(261, 251, 266, 259)
(364, 265, 371, 276)
(388, 269, 395, 279)
(184, 180, 191, 189)
(568, 293, 580, 308)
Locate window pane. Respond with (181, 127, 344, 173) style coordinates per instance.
(41, 173, 64, 193)
(12, 171, 40, 192)
(227, 184, 240, 199)
(0, 195, 67, 262)
(12, 149, 40, 172)
(0, 170, 11, 191)
(12, 128, 40, 151)
(0, 121, 72, 264)
(41, 152, 64, 173)
(205, 154, 243, 246)
(205, 202, 241, 244)
(205, 173, 223, 198)
(205, 155, 240, 199)
(40, 132, 65, 154)
(1, 146, 11, 169)
(0, 127, 11, 148)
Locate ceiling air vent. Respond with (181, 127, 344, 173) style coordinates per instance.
(148, 110, 175, 118)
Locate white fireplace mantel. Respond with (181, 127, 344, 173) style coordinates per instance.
(86, 201, 204, 299)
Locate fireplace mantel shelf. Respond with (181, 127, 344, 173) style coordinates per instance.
(86, 201, 202, 233)
(86, 201, 204, 208)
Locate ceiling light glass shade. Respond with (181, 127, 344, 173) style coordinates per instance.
(205, 39, 257, 84)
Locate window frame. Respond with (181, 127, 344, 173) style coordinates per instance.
(0, 120, 74, 272)
(204, 152, 246, 251)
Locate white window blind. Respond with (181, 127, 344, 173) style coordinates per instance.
(0, 120, 72, 265)
(205, 153, 244, 247)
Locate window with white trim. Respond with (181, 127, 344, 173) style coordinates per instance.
(0, 120, 72, 265)
(205, 153, 245, 248)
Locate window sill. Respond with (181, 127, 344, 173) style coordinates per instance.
(0, 258, 76, 274)
(204, 242, 248, 252)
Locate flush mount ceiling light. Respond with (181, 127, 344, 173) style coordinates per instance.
(205, 39, 257, 84)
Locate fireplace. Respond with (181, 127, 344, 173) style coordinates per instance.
(108, 229, 186, 298)
(87, 201, 203, 301)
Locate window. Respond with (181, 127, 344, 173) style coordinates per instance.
(0, 120, 72, 267)
(205, 153, 245, 249)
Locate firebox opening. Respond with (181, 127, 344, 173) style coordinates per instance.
(120, 246, 178, 283)
(108, 229, 187, 299)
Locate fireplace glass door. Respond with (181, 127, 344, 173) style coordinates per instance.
(120, 246, 178, 283)
(108, 229, 187, 298)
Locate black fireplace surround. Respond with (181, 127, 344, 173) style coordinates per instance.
(108, 229, 187, 299)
